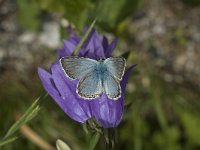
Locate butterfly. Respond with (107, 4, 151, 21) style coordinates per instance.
(60, 56, 126, 100)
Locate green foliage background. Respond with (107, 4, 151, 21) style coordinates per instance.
(17, 0, 142, 31)
(1, 0, 200, 150)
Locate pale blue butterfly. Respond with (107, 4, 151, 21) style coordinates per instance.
(60, 56, 126, 100)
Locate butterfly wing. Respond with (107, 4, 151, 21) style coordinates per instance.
(103, 57, 126, 100)
(103, 57, 126, 80)
(60, 56, 98, 80)
(77, 70, 103, 99)
(103, 71, 121, 100)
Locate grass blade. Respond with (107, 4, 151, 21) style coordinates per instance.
(72, 19, 96, 56)
(3, 98, 40, 139)
(0, 137, 18, 147)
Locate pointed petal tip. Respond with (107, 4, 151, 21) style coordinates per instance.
(38, 67, 49, 77)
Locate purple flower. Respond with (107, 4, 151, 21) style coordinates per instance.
(38, 28, 135, 128)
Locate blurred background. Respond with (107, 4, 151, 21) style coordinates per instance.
(0, 0, 200, 149)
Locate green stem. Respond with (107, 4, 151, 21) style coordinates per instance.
(72, 19, 96, 56)
(89, 132, 101, 150)
(104, 128, 118, 150)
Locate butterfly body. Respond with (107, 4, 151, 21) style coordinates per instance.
(60, 56, 126, 100)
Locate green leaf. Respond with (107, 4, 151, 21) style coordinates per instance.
(3, 98, 40, 139)
(0, 137, 18, 147)
(89, 132, 101, 150)
(72, 19, 96, 56)
(56, 139, 71, 150)
(92, 0, 142, 30)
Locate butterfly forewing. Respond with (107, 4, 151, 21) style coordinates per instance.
(60, 56, 98, 80)
(77, 70, 103, 99)
(103, 57, 126, 80)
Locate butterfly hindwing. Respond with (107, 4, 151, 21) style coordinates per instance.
(77, 70, 103, 99)
(103, 71, 121, 100)
(60, 56, 98, 79)
(103, 57, 126, 80)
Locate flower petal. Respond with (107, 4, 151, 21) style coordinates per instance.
(63, 40, 76, 55)
(57, 40, 76, 59)
(69, 35, 80, 45)
(38, 67, 61, 100)
(38, 67, 90, 123)
(90, 64, 136, 128)
(90, 94, 123, 128)
(57, 48, 67, 59)
(105, 38, 118, 57)
(102, 36, 109, 51)
(67, 28, 80, 45)
(81, 31, 105, 59)
(51, 62, 92, 122)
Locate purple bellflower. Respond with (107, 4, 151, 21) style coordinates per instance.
(38, 28, 135, 128)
